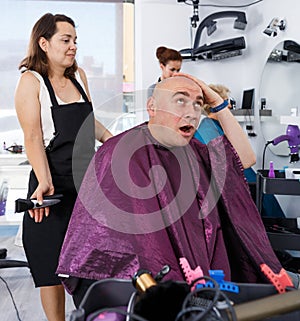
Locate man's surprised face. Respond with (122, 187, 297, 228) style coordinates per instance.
(150, 77, 203, 147)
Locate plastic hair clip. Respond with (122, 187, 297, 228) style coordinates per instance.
(196, 270, 239, 294)
(179, 257, 205, 291)
(260, 263, 293, 293)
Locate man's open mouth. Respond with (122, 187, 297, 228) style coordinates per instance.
(180, 125, 194, 133)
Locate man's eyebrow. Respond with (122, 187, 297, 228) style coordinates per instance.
(172, 91, 204, 103)
(172, 91, 190, 98)
(172, 91, 203, 100)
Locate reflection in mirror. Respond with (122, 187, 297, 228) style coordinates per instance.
(260, 40, 300, 156)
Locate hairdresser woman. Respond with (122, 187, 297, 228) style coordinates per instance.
(15, 13, 112, 321)
(147, 46, 182, 98)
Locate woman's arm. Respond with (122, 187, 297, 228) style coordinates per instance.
(15, 71, 54, 222)
(215, 108, 256, 169)
(95, 119, 113, 143)
(78, 67, 113, 143)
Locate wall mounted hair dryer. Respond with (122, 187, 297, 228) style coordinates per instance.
(263, 17, 286, 37)
(179, 11, 247, 61)
(271, 124, 300, 163)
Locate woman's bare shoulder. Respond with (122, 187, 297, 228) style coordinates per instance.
(18, 70, 41, 86)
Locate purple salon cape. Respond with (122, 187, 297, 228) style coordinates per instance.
(57, 123, 282, 294)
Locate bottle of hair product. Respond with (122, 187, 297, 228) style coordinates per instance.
(0, 179, 9, 216)
(268, 161, 275, 178)
(1, 141, 6, 153)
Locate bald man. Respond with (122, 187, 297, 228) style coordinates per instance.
(57, 74, 290, 306)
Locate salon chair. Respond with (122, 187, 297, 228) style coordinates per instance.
(0, 157, 30, 270)
(69, 278, 135, 321)
(0, 248, 28, 269)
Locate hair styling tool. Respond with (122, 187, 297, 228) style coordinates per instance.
(271, 124, 300, 163)
(15, 194, 63, 213)
(132, 267, 189, 321)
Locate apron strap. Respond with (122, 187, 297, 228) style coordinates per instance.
(43, 76, 59, 108)
(69, 77, 90, 103)
(42, 74, 92, 149)
(42, 75, 90, 108)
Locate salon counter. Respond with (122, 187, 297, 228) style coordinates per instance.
(0, 159, 31, 225)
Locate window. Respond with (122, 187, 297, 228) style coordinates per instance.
(0, 0, 134, 153)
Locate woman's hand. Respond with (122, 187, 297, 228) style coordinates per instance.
(28, 182, 55, 223)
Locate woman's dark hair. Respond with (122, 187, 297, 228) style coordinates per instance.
(19, 13, 78, 78)
(156, 46, 182, 66)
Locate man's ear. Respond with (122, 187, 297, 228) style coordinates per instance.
(38, 37, 48, 53)
(147, 97, 156, 117)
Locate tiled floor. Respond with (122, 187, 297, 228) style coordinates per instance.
(0, 162, 76, 320)
(0, 228, 76, 321)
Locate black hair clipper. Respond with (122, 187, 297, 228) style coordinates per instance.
(15, 194, 63, 213)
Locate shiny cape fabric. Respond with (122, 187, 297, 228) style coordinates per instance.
(57, 123, 281, 294)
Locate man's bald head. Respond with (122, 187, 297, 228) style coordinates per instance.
(152, 75, 202, 100)
(147, 75, 204, 147)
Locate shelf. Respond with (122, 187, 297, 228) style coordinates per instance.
(235, 116, 254, 122)
(0, 153, 28, 166)
(0, 164, 31, 225)
(0, 188, 26, 225)
(230, 110, 272, 122)
(231, 109, 273, 117)
(256, 170, 300, 257)
(280, 115, 300, 126)
(259, 109, 272, 116)
(231, 109, 254, 116)
(267, 232, 300, 251)
(257, 170, 300, 195)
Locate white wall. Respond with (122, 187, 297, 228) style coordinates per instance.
(135, 0, 300, 217)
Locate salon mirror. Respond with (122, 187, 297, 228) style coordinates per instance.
(260, 40, 300, 156)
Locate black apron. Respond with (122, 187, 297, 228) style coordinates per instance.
(43, 76, 95, 193)
(28, 76, 95, 194)
(23, 75, 95, 287)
